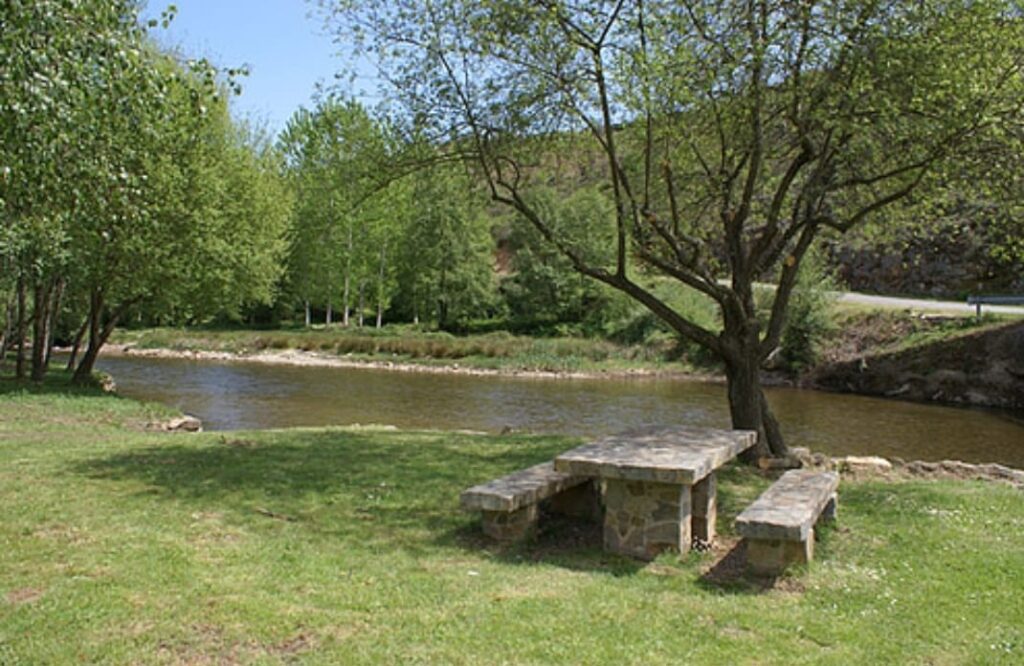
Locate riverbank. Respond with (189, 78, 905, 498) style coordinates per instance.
(106, 325, 703, 379)
(105, 312, 1024, 411)
(807, 314, 1024, 411)
(1, 381, 1022, 663)
(96, 343, 709, 381)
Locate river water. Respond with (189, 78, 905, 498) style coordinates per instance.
(96, 355, 1024, 467)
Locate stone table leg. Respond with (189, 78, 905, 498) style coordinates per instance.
(691, 472, 717, 544)
(602, 479, 691, 560)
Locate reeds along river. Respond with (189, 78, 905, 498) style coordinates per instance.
(96, 355, 1024, 468)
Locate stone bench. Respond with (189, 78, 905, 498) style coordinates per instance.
(735, 469, 839, 575)
(460, 462, 600, 542)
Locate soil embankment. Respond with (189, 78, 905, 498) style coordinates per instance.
(808, 318, 1024, 411)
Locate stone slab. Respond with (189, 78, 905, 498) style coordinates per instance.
(735, 470, 840, 542)
(460, 462, 589, 513)
(553, 426, 757, 485)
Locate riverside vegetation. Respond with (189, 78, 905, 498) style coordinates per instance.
(106, 305, 1021, 395)
(1, 375, 1023, 663)
(5, 0, 1024, 459)
(5, 3, 1024, 663)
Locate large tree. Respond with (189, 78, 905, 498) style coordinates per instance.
(322, 0, 1023, 456)
(2, 1, 289, 382)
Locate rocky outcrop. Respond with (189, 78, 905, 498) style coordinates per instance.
(808, 321, 1024, 411)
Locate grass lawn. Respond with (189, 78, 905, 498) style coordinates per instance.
(1, 379, 1022, 664)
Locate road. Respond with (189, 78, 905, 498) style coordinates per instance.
(729, 279, 1024, 316)
(833, 290, 1024, 316)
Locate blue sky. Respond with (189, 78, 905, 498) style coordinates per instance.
(141, 1, 374, 135)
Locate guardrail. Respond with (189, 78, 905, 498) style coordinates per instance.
(967, 295, 1024, 318)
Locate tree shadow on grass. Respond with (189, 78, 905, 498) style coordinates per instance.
(0, 366, 112, 398)
(441, 511, 646, 577)
(696, 539, 783, 594)
(71, 428, 613, 564)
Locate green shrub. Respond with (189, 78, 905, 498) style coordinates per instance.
(777, 247, 839, 371)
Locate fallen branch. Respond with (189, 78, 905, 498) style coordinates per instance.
(255, 507, 297, 522)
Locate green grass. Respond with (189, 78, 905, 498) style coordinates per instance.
(2, 381, 1023, 663)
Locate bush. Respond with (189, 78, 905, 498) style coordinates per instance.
(777, 247, 839, 371)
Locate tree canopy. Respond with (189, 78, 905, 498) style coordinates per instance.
(1, 0, 290, 381)
(320, 0, 1024, 455)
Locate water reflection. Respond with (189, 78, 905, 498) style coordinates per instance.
(96, 355, 1024, 467)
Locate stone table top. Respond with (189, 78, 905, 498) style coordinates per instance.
(554, 425, 757, 485)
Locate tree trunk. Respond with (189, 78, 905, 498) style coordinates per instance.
(343, 223, 353, 327)
(43, 278, 65, 369)
(304, 300, 311, 328)
(357, 283, 364, 327)
(66, 316, 89, 372)
(376, 241, 386, 329)
(71, 290, 135, 385)
(722, 328, 787, 459)
(0, 291, 14, 362)
(15, 278, 27, 380)
(30, 280, 52, 382)
(437, 298, 448, 330)
(326, 300, 333, 326)
(73, 290, 104, 384)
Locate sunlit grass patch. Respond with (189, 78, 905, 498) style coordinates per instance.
(1, 388, 1022, 663)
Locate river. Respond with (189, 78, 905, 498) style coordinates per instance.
(96, 355, 1024, 467)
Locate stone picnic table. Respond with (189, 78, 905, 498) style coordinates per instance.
(554, 425, 757, 560)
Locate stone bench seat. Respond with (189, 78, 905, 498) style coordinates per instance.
(460, 462, 599, 542)
(735, 469, 839, 575)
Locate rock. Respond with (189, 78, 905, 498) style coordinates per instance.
(839, 456, 893, 474)
(885, 383, 911, 397)
(785, 448, 836, 470)
(790, 447, 812, 461)
(757, 455, 803, 471)
(156, 415, 203, 432)
(97, 372, 117, 393)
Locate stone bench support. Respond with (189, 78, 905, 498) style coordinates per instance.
(481, 504, 539, 542)
(735, 470, 840, 576)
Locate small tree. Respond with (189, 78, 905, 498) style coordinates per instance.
(280, 97, 392, 325)
(323, 0, 1023, 456)
(393, 165, 498, 330)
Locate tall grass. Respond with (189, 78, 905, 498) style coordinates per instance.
(112, 325, 689, 372)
